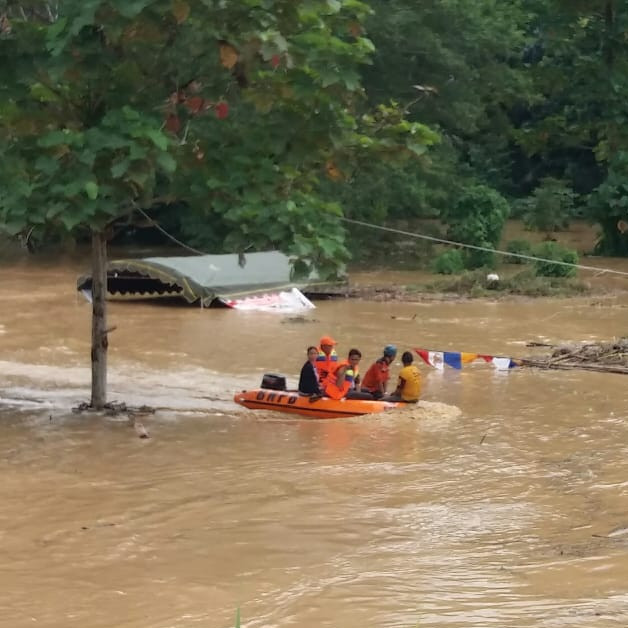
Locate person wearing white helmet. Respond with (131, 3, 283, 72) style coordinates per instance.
(360, 344, 397, 399)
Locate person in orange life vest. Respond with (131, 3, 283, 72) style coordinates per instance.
(341, 348, 373, 399)
(361, 344, 397, 399)
(323, 348, 372, 400)
(383, 351, 421, 403)
(314, 335, 338, 383)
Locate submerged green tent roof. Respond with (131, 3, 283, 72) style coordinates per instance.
(77, 251, 346, 305)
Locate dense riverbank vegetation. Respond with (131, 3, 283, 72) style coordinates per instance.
(3, 1, 628, 273)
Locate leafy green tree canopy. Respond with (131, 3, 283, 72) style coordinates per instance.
(0, 0, 437, 277)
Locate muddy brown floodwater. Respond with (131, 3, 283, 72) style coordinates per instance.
(2, 255, 628, 628)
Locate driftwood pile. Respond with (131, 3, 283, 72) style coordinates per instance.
(522, 338, 628, 375)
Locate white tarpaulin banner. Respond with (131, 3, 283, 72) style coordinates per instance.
(222, 287, 316, 313)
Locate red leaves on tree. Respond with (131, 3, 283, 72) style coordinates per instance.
(348, 22, 363, 38)
(185, 96, 205, 114)
(215, 102, 229, 119)
(163, 85, 228, 134)
(165, 114, 181, 134)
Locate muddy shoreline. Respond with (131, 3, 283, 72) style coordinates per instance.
(344, 283, 628, 303)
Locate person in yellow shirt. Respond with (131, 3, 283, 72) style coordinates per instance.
(384, 351, 421, 403)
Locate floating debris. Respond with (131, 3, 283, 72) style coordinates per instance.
(280, 316, 319, 324)
(391, 313, 417, 321)
(133, 421, 150, 439)
(522, 338, 628, 375)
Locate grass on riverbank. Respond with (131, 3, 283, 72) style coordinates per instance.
(348, 269, 592, 301)
(418, 268, 590, 298)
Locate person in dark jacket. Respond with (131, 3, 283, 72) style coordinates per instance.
(298, 346, 323, 396)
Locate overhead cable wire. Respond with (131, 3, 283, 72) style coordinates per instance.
(135, 207, 207, 256)
(340, 217, 628, 278)
(133, 207, 628, 279)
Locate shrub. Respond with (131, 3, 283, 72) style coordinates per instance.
(500, 269, 588, 296)
(505, 239, 533, 264)
(432, 249, 465, 274)
(521, 177, 576, 232)
(441, 185, 510, 270)
(532, 241, 579, 277)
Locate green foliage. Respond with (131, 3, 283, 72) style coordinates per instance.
(343, 218, 439, 269)
(441, 185, 510, 269)
(0, 105, 174, 234)
(310, 0, 539, 242)
(519, 177, 577, 232)
(431, 249, 464, 275)
(589, 151, 628, 255)
(363, 0, 536, 195)
(509, 1, 628, 244)
(7, 0, 628, 273)
(505, 239, 533, 264)
(532, 241, 579, 277)
(502, 268, 588, 296)
(322, 152, 442, 224)
(0, 0, 433, 279)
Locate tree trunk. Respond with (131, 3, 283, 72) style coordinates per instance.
(90, 229, 108, 410)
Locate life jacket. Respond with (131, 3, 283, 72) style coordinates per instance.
(314, 347, 338, 382)
(323, 360, 358, 400)
(361, 358, 389, 392)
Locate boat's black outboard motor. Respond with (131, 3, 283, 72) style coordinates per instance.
(261, 373, 287, 391)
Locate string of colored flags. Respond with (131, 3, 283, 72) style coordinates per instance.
(414, 349, 521, 371)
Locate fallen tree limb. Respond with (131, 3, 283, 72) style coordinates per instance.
(520, 358, 628, 375)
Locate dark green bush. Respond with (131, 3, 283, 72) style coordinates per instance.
(505, 239, 533, 264)
(521, 177, 576, 232)
(532, 241, 579, 277)
(431, 249, 465, 274)
(441, 185, 510, 270)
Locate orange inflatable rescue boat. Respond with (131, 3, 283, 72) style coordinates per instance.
(234, 374, 401, 419)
